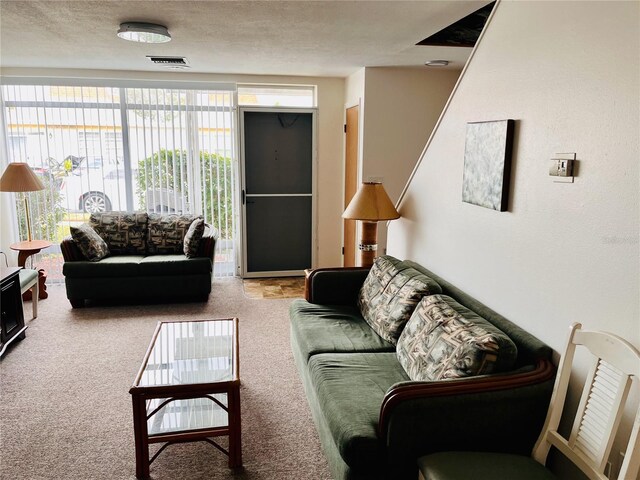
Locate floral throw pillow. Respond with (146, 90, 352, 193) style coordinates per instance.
(396, 295, 518, 382)
(183, 218, 205, 258)
(70, 223, 110, 262)
(357, 255, 442, 344)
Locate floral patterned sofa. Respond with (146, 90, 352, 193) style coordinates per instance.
(290, 255, 556, 480)
(60, 212, 217, 307)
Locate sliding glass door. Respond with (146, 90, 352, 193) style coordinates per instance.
(1, 84, 237, 280)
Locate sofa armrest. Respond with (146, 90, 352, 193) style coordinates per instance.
(305, 267, 370, 304)
(378, 359, 556, 474)
(196, 226, 218, 260)
(60, 236, 87, 262)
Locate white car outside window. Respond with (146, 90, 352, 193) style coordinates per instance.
(59, 157, 188, 214)
(59, 157, 130, 213)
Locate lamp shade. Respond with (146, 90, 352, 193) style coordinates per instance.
(0, 162, 45, 192)
(342, 182, 400, 221)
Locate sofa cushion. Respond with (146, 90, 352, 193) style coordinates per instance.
(90, 212, 148, 255)
(308, 352, 410, 471)
(138, 255, 212, 276)
(183, 218, 205, 258)
(396, 295, 518, 382)
(290, 299, 395, 362)
(402, 260, 553, 368)
(357, 255, 442, 345)
(147, 214, 199, 254)
(70, 223, 110, 261)
(62, 255, 145, 278)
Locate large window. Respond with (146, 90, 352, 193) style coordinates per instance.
(2, 84, 237, 280)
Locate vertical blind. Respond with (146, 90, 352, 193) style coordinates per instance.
(2, 84, 237, 279)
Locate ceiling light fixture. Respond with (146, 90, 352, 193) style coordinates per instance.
(117, 22, 171, 43)
(424, 60, 450, 67)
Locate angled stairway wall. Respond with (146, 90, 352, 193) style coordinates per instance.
(388, 1, 639, 474)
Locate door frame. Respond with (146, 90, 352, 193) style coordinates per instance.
(238, 106, 318, 278)
(343, 104, 359, 267)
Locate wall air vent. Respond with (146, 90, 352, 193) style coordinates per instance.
(146, 56, 190, 69)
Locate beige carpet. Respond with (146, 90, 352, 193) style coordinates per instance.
(0, 279, 331, 480)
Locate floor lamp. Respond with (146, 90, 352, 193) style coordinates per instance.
(0, 162, 45, 241)
(342, 182, 400, 268)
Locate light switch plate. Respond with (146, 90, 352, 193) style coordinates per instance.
(550, 152, 576, 183)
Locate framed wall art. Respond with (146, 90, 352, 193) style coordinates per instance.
(462, 119, 514, 211)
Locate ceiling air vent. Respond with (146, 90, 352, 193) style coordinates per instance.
(146, 56, 190, 69)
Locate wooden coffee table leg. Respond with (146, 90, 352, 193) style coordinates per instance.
(132, 394, 150, 479)
(228, 385, 242, 468)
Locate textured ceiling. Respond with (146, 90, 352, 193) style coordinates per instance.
(0, 0, 489, 77)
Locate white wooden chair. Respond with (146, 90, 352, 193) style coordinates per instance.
(19, 269, 38, 319)
(418, 322, 640, 480)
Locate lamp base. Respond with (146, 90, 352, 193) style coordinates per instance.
(358, 221, 378, 268)
(25, 195, 33, 242)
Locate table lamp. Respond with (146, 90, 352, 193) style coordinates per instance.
(342, 182, 400, 267)
(0, 162, 45, 241)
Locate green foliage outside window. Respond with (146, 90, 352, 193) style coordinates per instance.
(17, 173, 66, 242)
(137, 149, 234, 238)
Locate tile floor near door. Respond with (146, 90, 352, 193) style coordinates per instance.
(242, 277, 305, 299)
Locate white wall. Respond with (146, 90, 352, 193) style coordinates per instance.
(0, 68, 346, 268)
(345, 67, 365, 175)
(361, 67, 460, 252)
(388, 0, 639, 473)
(345, 68, 365, 112)
(342, 67, 459, 262)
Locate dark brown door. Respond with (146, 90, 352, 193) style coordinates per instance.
(344, 105, 359, 267)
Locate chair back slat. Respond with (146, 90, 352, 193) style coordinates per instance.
(533, 323, 640, 480)
(571, 360, 630, 471)
(568, 356, 601, 455)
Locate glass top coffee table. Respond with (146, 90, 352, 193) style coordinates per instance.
(130, 318, 241, 479)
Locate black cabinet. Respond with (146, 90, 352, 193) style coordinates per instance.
(1, 267, 27, 357)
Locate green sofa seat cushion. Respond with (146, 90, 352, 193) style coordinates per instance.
(290, 299, 395, 362)
(418, 452, 556, 480)
(62, 255, 145, 278)
(308, 352, 410, 471)
(138, 255, 212, 276)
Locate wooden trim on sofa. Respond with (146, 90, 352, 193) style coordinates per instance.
(197, 228, 217, 260)
(304, 266, 370, 302)
(378, 358, 556, 438)
(60, 236, 86, 262)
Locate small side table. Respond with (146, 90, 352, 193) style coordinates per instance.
(10, 240, 52, 300)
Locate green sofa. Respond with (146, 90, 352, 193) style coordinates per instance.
(290, 257, 556, 480)
(61, 212, 217, 307)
